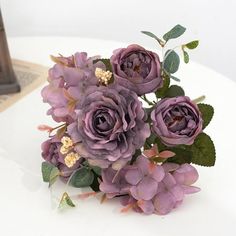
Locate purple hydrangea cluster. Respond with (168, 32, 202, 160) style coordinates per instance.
(40, 40, 207, 215)
(100, 155, 199, 215)
(41, 52, 106, 123)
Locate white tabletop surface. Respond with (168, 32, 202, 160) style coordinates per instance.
(0, 37, 236, 236)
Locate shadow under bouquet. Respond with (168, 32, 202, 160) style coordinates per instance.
(39, 24, 215, 215)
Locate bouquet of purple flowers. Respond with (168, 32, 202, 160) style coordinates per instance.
(40, 25, 215, 215)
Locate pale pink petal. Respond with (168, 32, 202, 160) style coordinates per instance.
(182, 185, 201, 194)
(143, 144, 159, 158)
(37, 124, 53, 132)
(158, 150, 175, 159)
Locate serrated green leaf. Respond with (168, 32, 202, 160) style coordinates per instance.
(183, 50, 189, 63)
(163, 50, 180, 74)
(198, 103, 214, 129)
(163, 24, 186, 42)
(59, 192, 75, 209)
(165, 85, 185, 98)
(49, 167, 60, 187)
(155, 74, 170, 98)
(166, 147, 192, 164)
(141, 31, 165, 46)
(42, 162, 57, 182)
(185, 40, 199, 49)
(190, 133, 216, 167)
(69, 167, 94, 188)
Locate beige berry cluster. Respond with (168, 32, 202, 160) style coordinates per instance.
(95, 67, 112, 85)
(60, 136, 80, 168)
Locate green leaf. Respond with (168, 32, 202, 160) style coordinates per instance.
(90, 176, 100, 192)
(190, 133, 216, 167)
(49, 167, 60, 187)
(41, 162, 58, 182)
(141, 31, 165, 46)
(165, 85, 185, 98)
(183, 50, 189, 63)
(59, 192, 76, 209)
(69, 167, 94, 188)
(163, 50, 180, 74)
(163, 24, 186, 42)
(198, 103, 214, 129)
(130, 149, 142, 164)
(155, 74, 170, 98)
(166, 147, 192, 164)
(144, 134, 157, 149)
(155, 137, 168, 151)
(91, 166, 101, 176)
(185, 40, 199, 49)
(170, 75, 181, 82)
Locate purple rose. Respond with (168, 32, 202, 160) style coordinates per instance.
(110, 44, 162, 95)
(41, 136, 81, 179)
(67, 84, 150, 168)
(151, 96, 203, 146)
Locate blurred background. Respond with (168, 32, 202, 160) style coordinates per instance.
(1, 0, 236, 81)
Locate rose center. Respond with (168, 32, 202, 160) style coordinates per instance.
(121, 52, 151, 78)
(93, 111, 114, 134)
(164, 106, 197, 134)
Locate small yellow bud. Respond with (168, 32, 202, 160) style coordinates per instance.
(60, 146, 69, 155)
(64, 152, 80, 168)
(61, 136, 73, 148)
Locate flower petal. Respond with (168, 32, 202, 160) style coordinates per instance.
(136, 177, 158, 200)
(125, 168, 143, 185)
(154, 192, 175, 215)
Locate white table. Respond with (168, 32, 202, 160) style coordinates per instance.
(0, 37, 236, 236)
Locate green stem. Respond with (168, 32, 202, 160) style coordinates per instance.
(141, 94, 155, 106)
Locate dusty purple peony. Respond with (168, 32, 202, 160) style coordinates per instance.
(151, 96, 203, 146)
(41, 52, 105, 123)
(41, 136, 81, 179)
(67, 84, 150, 168)
(100, 155, 200, 215)
(110, 44, 163, 96)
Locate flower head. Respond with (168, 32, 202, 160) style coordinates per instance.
(67, 84, 150, 168)
(110, 44, 163, 95)
(41, 135, 82, 179)
(99, 155, 200, 215)
(151, 96, 203, 146)
(41, 52, 106, 123)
